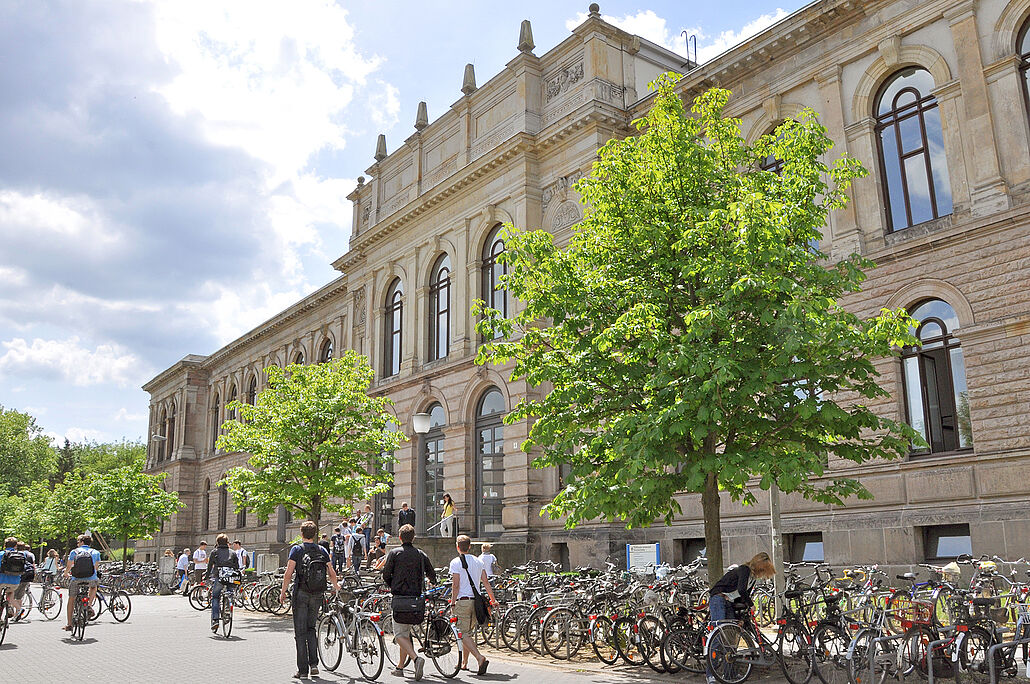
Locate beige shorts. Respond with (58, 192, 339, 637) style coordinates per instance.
(453, 598, 476, 633)
(69, 579, 98, 601)
(393, 621, 413, 640)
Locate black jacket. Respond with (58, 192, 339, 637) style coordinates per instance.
(382, 543, 435, 597)
(709, 565, 754, 604)
(398, 509, 416, 528)
(205, 545, 239, 580)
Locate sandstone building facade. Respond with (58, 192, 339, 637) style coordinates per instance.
(139, 0, 1030, 569)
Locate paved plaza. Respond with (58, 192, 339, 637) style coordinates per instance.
(0, 595, 697, 683)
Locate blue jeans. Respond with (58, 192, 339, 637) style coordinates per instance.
(210, 580, 230, 622)
(706, 594, 731, 678)
(292, 588, 321, 674)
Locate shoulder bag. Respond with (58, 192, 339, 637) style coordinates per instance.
(460, 554, 490, 625)
(391, 550, 426, 624)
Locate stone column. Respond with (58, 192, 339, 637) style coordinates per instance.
(933, 81, 973, 217)
(815, 65, 857, 258)
(945, 1, 1010, 215)
(844, 118, 887, 253)
(984, 55, 1030, 190)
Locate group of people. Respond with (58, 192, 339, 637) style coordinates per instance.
(325, 505, 389, 575)
(171, 538, 250, 594)
(0, 533, 102, 633)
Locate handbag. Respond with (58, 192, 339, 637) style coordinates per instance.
(391, 550, 427, 625)
(460, 554, 490, 625)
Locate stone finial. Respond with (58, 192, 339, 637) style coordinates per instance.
(518, 19, 535, 54)
(374, 134, 387, 162)
(588, 3, 601, 18)
(462, 63, 477, 96)
(415, 101, 428, 131)
(357, 176, 365, 186)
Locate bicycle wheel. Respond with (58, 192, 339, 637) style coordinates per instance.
(110, 590, 132, 622)
(931, 587, 953, 629)
(639, 615, 668, 673)
(427, 615, 461, 678)
(959, 625, 993, 676)
(846, 629, 882, 684)
(900, 624, 934, 678)
(0, 602, 8, 645)
(500, 604, 531, 652)
(221, 604, 233, 638)
(542, 607, 584, 660)
(812, 623, 848, 684)
(317, 615, 345, 671)
(355, 619, 386, 681)
(662, 623, 705, 674)
(591, 615, 621, 665)
(613, 615, 645, 666)
(40, 587, 62, 620)
(189, 585, 209, 611)
(706, 622, 757, 684)
(525, 606, 548, 655)
(754, 590, 776, 627)
(779, 619, 815, 684)
(72, 603, 86, 641)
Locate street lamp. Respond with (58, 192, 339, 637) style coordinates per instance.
(411, 412, 431, 535)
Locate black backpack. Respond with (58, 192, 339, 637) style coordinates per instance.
(351, 533, 364, 556)
(0, 550, 26, 575)
(298, 545, 328, 593)
(71, 548, 96, 579)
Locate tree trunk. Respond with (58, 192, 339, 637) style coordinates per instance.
(122, 535, 129, 572)
(702, 471, 723, 585)
(311, 493, 322, 530)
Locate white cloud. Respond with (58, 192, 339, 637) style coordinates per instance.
(566, 7, 791, 65)
(0, 190, 120, 251)
(113, 407, 146, 422)
(367, 81, 401, 130)
(0, 337, 150, 388)
(63, 427, 106, 443)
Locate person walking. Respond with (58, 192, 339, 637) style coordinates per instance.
(397, 502, 415, 531)
(192, 542, 208, 584)
(449, 535, 497, 675)
(175, 548, 191, 594)
(232, 540, 250, 573)
(705, 552, 776, 684)
(382, 524, 436, 680)
(359, 504, 374, 552)
(280, 520, 340, 679)
(479, 543, 500, 577)
(440, 493, 456, 538)
(330, 526, 346, 575)
(319, 534, 331, 552)
(349, 525, 366, 575)
(205, 533, 240, 632)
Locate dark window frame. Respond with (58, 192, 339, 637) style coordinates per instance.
(788, 532, 825, 563)
(293, 350, 305, 365)
(428, 255, 451, 362)
(481, 226, 508, 337)
(319, 338, 334, 363)
(202, 479, 211, 532)
(210, 393, 220, 451)
(1018, 20, 1030, 135)
(384, 279, 403, 377)
(874, 68, 952, 232)
(475, 388, 505, 535)
(923, 523, 972, 561)
(217, 481, 228, 530)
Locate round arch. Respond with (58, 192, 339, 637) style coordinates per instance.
(403, 390, 451, 436)
(885, 278, 975, 329)
(851, 45, 954, 124)
(744, 102, 807, 145)
(468, 207, 515, 264)
(993, 0, 1030, 62)
(421, 249, 454, 288)
(459, 370, 512, 423)
(317, 334, 335, 363)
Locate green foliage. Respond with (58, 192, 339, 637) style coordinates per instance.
(5, 481, 52, 543)
(44, 472, 95, 549)
(475, 75, 921, 576)
(218, 351, 406, 525)
(0, 405, 57, 496)
(89, 465, 182, 542)
(66, 439, 145, 477)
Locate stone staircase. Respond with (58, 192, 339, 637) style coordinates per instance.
(387, 537, 527, 572)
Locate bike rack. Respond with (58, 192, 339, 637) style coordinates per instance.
(868, 633, 908, 684)
(987, 635, 1030, 684)
(926, 633, 954, 684)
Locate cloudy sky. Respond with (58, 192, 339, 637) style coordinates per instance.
(0, 0, 805, 444)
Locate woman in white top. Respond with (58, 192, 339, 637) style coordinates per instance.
(478, 543, 500, 577)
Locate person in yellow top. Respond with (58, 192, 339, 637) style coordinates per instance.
(441, 493, 456, 538)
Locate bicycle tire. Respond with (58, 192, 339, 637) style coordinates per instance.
(428, 615, 461, 678)
(706, 622, 757, 684)
(591, 615, 621, 665)
(639, 615, 668, 673)
(812, 622, 848, 684)
(846, 628, 880, 684)
(355, 619, 386, 681)
(779, 618, 815, 684)
(524, 606, 549, 655)
(189, 585, 209, 611)
(959, 625, 993, 675)
(662, 624, 706, 674)
(613, 615, 645, 666)
(40, 587, 62, 620)
(900, 624, 934, 678)
(221, 604, 233, 638)
(0, 602, 8, 645)
(542, 608, 580, 660)
(500, 604, 531, 652)
(110, 590, 132, 622)
(317, 615, 344, 671)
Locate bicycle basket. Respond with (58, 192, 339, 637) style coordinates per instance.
(892, 597, 933, 626)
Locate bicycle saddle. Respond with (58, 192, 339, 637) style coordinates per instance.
(896, 572, 916, 580)
(783, 589, 804, 600)
(971, 597, 996, 607)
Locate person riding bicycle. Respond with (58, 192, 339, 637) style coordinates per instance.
(205, 533, 240, 633)
(0, 537, 27, 619)
(13, 542, 35, 618)
(63, 534, 102, 632)
(706, 552, 776, 684)
(40, 549, 61, 585)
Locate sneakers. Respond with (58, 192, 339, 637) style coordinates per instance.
(413, 656, 425, 681)
(211, 621, 219, 633)
(309, 668, 319, 677)
(707, 676, 718, 684)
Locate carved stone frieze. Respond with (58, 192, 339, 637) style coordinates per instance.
(595, 79, 625, 104)
(542, 171, 583, 210)
(352, 287, 367, 329)
(552, 200, 581, 230)
(545, 63, 584, 102)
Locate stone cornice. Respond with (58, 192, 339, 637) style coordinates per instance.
(142, 355, 208, 393)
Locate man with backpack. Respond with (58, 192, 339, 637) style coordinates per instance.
(279, 520, 340, 679)
(349, 525, 366, 575)
(13, 542, 36, 618)
(63, 534, 101, 632)
(0, 537, 28, 618)
(330, 526, 346, 575)
(205, 533, 241, 632)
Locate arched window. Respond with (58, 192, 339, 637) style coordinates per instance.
(423, 403, 446, 528)
(902, 299, 972, 454)
(202, 479, 211, 531)
(384, 279, 403, 377)
(759, 129, 785, 175)
(482, 226, 508, 332)
(236, 504, 247, 529)
(218, 480, 228, 529)
(228, 384, 238, 421)
(210, 393, 220, 451)
(247, 377, 257, 406)
(428, 255, 451, 361)
(157, 408, 167, 462)
(374, 421, 398, 532)
(1019, 20, 1030, 122)
(875, 67, 952, 232)
(293, 350, 305, 365)
(475, 388, 506, 534)
(166, 402, 176, 461)
(319, 338, 334, 363)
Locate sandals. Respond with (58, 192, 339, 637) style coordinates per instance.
(477, 659, 490, 676)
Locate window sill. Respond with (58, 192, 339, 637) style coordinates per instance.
(885, 214, 954, 246)
(906, 446, 974, 461)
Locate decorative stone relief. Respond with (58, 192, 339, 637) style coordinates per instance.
(542, 171, 583, 210)
(545, 63, 584, 101)
(361, 204, 371, 228)
(596, 79, 625, 104)
(352, 287, 366, 329)
(552, 201, 581, 230)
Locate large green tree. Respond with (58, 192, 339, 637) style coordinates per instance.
(0, 406, 56, 495)
(219, 352, 405, 526)
(475, 76, 920, 578)
(89, 465, 183, 570)
(45, 472, 96, 551)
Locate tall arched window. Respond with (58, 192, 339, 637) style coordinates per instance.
(374, 421, 398, 532)
(228, 384, 238, 421)
(210, 393, 220, 451)
(158, 408, 167, 462)
(384, 279, 403, 377)
(218, 480, 228, 530)
(875, 67, 952, 232)
(236, 504, 247, 529)
(482, 226, 508, 333)
(166, 402, 176, 461)
(1019, 19, 1030, 122)
(247, 377, 257, 405)
(428, 255, 451, 361)
(423, 403, 446, 528)
(319, 338, 334, 363)
(202, 479, 211, 531)
(293, 350, 305, 365)
(902, 299, 972, 454)
(475, 388, 506, 534)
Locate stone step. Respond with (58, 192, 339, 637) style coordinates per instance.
(385, 536, 526, 572)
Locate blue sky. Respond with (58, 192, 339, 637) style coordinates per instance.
(0, 0, 807, 444)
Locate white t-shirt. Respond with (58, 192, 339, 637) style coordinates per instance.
(479, 553, 497, 576)
(449, 553, 487, 599)
(234, 548, 248, 569)
(193, 548, 208, 569)
(176, 553, 190, 571)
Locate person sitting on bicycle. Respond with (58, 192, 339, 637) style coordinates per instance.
(205, 533, 240, 633)
(40, 549, 61, 585)
(13, 542, 35, 617)
(706, 552, 776, 684)
(0, 537, 28, 618)
(63, 534, 101, 632)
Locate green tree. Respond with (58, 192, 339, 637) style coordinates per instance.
(219, 352, 405, 526)
(45, 472, 95, 551)
(89, 465, 183, 570)
(474, 76, 920, 578)
(6, 481, 52, 556)
(0, 406, 56, 495)
(70, 439, 145, 476)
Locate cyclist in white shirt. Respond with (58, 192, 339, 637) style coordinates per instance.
(192, 542, 208, 583)
(448, 535, 498, 675)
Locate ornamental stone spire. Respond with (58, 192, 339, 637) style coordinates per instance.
(462, 63, 477, 96)
(415, 101, 428, 131)
(374, 134, 387, 162)
(518, 19, 535, 54)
